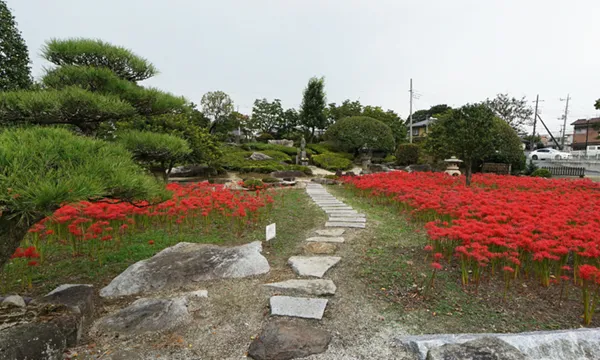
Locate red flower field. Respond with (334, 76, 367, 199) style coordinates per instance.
(342, 172, 600, 324)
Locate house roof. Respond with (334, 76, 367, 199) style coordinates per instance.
(412, 118, 436, 128)
(571, 117, 600, 126)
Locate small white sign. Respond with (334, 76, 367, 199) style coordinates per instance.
(266, 223, 276, 241)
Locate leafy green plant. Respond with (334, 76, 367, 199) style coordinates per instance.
(0, 127, 166, 268)
(257, 132, 274, 143)
(220, 150, 310, 174)
(261, 176, 280, 183)
(241, 142, 314, 157)
(115, 130, 191, 181)
(312, 153, 353, 171)
(0, 0, 33, 91)
(524, 160, 538, 176)
(531, 168, 552, 178)
(242, 179, 264, 190)
(384, 154, 397, 163)
(396, 144, 421, 166)
(325, 116, 395, 155)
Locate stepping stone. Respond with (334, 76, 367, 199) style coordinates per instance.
(315, 201, 343, 204)
(304, 242, 338, 255)
(321, 207, 353, 211)
(263, 279, 336, 296)
(328, 217, 366, 223)
(316, 229, 346, 236)
(288, 256, 341, 278)
(305, 236, 345, 243)
(270, 296, 328, 319)
(326, 222, 366, 228)
(325, 211, 359, 216)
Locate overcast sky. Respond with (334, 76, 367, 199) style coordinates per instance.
(8, 0, 600, 136)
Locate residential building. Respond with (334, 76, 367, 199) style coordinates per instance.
(409, 117, 436, 141)
(571, 118, 600, 150)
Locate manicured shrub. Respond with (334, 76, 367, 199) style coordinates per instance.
(220, 149, 311, 174)
(384, 154, 396, 163)
(531, 168, 552, 178)
(259, 150, 292, 163)
(242, 142, 313, 157)
(261, 176, 280, 183)
(242, 179, 264, 190)
(396, 144, 420, 166)
(312, 153, 353, 171)
(257, 132, 274, 143)
(324, 116, 395, 154)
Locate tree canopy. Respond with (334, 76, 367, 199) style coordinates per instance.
(325, 116, 395, 155)
(485, 93, 533, 132)
(0, 127, 167, 267)
(300, 77, 327, 141)
(250, 98, 284, 134)
(201, 91, 234, 134)
(0, 0, 32, 91)
(410, 104, 452, 123)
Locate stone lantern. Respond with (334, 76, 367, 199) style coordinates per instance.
(444, 156, 463, 176)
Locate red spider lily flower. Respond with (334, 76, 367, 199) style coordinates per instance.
(27, 260, 39, 266)
(45, 229, 55, 236)
(11, 248, 25, 259)
(148, 240, 155, 245)
(502, 266, 515, 273)
(424, 245, 433, 252)
(431, 262, 443, 270)
(434, 253, 443, 261)
(579, 265, 599, 281)
(561, 266, 572, 271)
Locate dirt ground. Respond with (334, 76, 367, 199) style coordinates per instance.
(68, 188, 416, 360)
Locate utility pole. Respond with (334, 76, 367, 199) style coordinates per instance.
(531, 95, 540, 150)
(560, 94, 570, 149)
(409, 78, 413, 143)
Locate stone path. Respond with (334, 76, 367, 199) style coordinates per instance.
(257, 181, 367, 357)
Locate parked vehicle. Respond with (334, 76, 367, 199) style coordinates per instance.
(528, 148, 572, 160)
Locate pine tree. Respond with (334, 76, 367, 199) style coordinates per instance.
(0, 0, 32, 90)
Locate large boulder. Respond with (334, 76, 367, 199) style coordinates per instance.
(0, 323, 66, 360)
(271, 170, 306, 179)
(249, 152, 273, 161)
(100, 241, 269, 297)
(248, 320, 331, 360)
(368, 164, 391, 173)
(426, 337, 525, 360)
(94, 297, 191, 337)
(268, 139, 294, 147)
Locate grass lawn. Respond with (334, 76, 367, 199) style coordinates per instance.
(328, 185, 595, 333)
(1, 189, 323, 297)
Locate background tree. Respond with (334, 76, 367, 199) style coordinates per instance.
(0, 127, 166, 268)
(299, 77, 327, 141)
(201, 91, 234, 134)
(424, 103, 497, 186)
(250, 98, 284, 135)
(409, 104, 452, 123)
(0, 0, 32, 90)
(362, 106, 406, 145)
(485, 93, 533, 132)
(484, 118, 527, 172)
(278, 108, 299, 139)
(325, 116, 395, 155)
(325, 99, 362, 124)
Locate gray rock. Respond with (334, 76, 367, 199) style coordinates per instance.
(426, 337, 525, 360)
(328, 217, 366, 223)
(248, 320, 331, 360)
(0, 323, 66, 360)
(271, 170, 306, 178)
(100, 241, 269, 297)
(94, 297, 191, 336)
(316, 229, 346, 236)
(288, 256, 341, 278)
(325, 222, 366, 228)
(264, 279, 336, 296)
(368, 164, 391, 173)
(270, 296, 328, 319)
(250, 152, 273, 161)
(268, 139, 295, 147)
(311, 178, 338, 185)
(38, 284, 95, 346)
(305, 236, 345, 243)
(2, 295, 25, 308)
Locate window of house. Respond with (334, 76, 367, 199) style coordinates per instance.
(412, 128, 419, 136)
(575, 128, 587, 134)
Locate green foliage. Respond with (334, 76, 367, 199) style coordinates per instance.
(220, 148, 310, 174)
(424, 103, 497, 185)
(259, 150, 292, 162)
(485, 93, 533, 132)
(396, 144, 420, 166)
(42, 38, 157, 82)
(325, 116, 395, 155)
(531, 168, 552, 178)
(311, 153, 353, 171)
(384, 154, 396, 163)
(524, 160, 538, 176)
(242, 143, 313, 157)
(201, 91, 234, 134)
(116, 113, 222, 167)
(324, 174, 339, 180)
(0, 87, 136, 131)
(596, 99, 600, 110)
(114, 130, 191, 179)
(250, 98, 283, 134)
(300, 77, 327, 140)
(43, 65, 186, 116)
(242, 179, 264, 190)
(410, 104, 452, 123)
(325, 99, 362, 123)
(261, 176, 280, 183)
(484, 118, 527, 172)
(0, 0, 32, 90)
(0, 127, 167, 220)
(257, 132, 274, 142)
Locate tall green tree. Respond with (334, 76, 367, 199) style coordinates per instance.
(201, 91, 234, 134)
(250, 98, 284, 134)
(424, 103, 497, 186)
(325, 99, 362, 124)
(485, 93, 533, 132)
(300, 77, 327, 141)
(0, 0, 32, 90)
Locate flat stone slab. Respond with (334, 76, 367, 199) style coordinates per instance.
(264, 279, 336, 296)
(396, 328, 600, 360)
(316, 229, 346, 236)
(288, 256, 341, 278)
(326, 212, 362, 217)
(328, 217, 366, 223)
(320, 207, 353, 211)
(248, 320, 331, 360)
(100, 241, 269, 297)
(270, 296, 328, 319)
(326, 222, 366, 228)
(305, 236, 345, 243)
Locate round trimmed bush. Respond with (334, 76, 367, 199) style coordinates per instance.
(312, 153, 353, 171)
(243, 179, 264, 190)
(531, 168, 552, 178)
(324, 116, 395, 154)
(396, 143, 420, 166)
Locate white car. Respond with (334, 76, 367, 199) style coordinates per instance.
(528, 148, 572, 160)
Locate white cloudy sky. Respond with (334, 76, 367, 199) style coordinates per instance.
(8, 0, 600, 136)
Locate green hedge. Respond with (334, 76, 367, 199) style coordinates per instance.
(221, 150, 311, 174)
(312, 153, 353, 171)
(531, 168, 552, 178)
(242, 142, 315, 156)
(396, 143, 420, 166)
